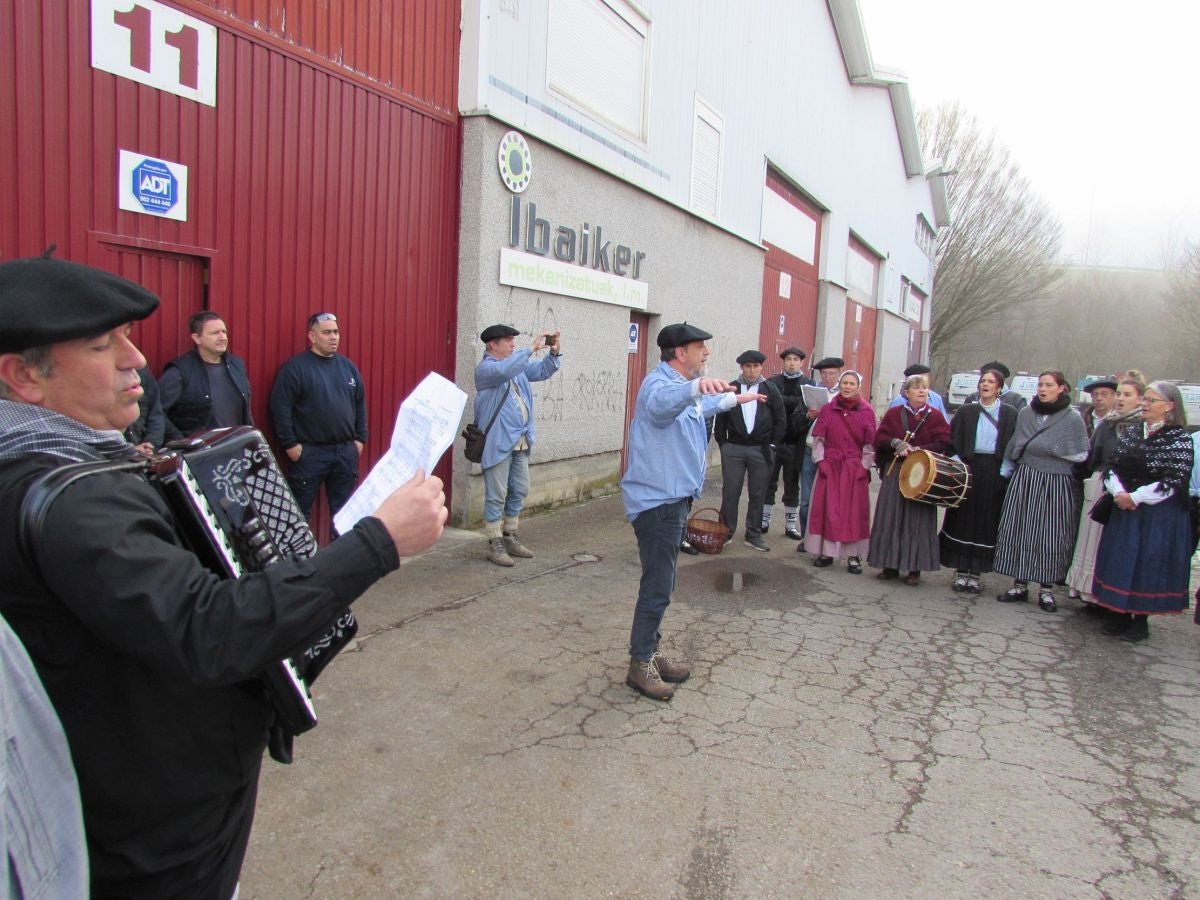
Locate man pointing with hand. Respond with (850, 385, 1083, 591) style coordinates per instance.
(620, 323, 766, 701)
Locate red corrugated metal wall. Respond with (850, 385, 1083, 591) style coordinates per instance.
(1, 0, 461, 525)
(759, 170, 822, 376)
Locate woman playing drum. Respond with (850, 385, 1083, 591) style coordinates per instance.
(939, 367, 1018, 594)
(803, 370, 876, 573)
(867, 374, 950, 585)
(993, 371, 1090, 612)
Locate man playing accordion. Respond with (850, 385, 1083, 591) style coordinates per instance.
(0, 255, 446, 899)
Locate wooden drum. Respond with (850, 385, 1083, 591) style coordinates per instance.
(898, 449, 971, 508)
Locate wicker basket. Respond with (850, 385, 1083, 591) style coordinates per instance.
(686, 506, 730, 554)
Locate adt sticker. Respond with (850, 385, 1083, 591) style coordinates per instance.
(118, 150, 188, 221)
(628, 322, 639, 353)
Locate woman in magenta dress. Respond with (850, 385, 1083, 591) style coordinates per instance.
(802, 370, 877, 573)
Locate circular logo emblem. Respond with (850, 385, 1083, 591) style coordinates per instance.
(498, 131, 532, 193)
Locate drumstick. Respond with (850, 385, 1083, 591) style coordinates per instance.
(885, 429, 913, 477)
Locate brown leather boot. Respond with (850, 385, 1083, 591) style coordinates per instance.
(502, 531, 534, 558)
(626, 657, 674, 700)
(652, 650, 691, 683)
(486, 537, 514, 567)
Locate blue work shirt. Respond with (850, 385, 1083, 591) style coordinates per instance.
(621, 362, 736, 520)
(889, 389, 946, 414)
(1190, 431, 1200, 498)
(473, 348, 563, 470)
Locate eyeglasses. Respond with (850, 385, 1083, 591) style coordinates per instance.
(308, 313, 337, 328)
(1141, 396, 1166, 405)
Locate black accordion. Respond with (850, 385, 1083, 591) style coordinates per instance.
(19, 427, 356, 761)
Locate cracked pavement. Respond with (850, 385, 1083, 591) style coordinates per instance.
(241, 484, 1200, 898)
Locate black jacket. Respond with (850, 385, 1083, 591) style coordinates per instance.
(160, 349, 253, 436)
(0, 454, 398, 899)
(714, 378, 785, 446)
(126, 366, 182, 447)
(766, 372, 814, 444)
(269, 351, 367, 449)
(946, 401, 1018, 462)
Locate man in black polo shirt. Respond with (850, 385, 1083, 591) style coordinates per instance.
(160, 311, 253, 437)
(269, 312, 367, 522)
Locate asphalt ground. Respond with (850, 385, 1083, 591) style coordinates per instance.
(241, 479, 1200, 898)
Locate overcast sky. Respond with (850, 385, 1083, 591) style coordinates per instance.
(858, 0, 1200, 270)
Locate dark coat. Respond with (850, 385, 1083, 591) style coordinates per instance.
(947, 402, 1018, 463)
(766, 372, 814, 443)
(0, 454, 398, 899)
(714, 378, 786, 447)
(161, 349, 254, 436)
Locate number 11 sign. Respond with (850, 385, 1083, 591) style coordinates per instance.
(91, 0, 217, 107)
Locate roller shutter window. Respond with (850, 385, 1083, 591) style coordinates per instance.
(547, 0, 650, 141)
(690, 96, 723, 218)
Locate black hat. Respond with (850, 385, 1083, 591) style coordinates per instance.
(736, 350, 766, 365)
(0, 256, 159, 354)
(811, 356, 845, 371)
(903, 363, 932, 377)
(656, 323, 712, 349)
(779, 347, 807, 360)
(980, 361, 1010, 380)
(1082, 376, 1119, 393)
(480, 324, 520, 343)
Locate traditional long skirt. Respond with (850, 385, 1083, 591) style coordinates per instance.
(804, 457, 871, 559)
(1066, 472, 1105, 596)
(1092, 499, 1192, 615)
(939, 454, 1003, 573)
(867, 468, 940, 571)
(993, 465, 1082, 584)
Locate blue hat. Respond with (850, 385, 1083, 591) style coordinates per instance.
(0, 255, 159, 353)
(656, 323, 712, 349)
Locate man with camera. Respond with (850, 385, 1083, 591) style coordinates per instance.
(473, 324, 563, 566)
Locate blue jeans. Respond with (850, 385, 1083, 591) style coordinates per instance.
(287, 442, 360, 519)
(483, 449, 531, 523)
(799, 446, 817, 531)
(629, 499, 688, 661)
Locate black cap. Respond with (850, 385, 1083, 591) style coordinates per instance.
(656, 323, 712, 349)
(903, 363, 932, 377)
(812, 356, 845, 371)
(0, 256, 159, 353)
(1082, 376, 1119, 393)
(980, 361, 1010, 380)
(779, 347, 807, 360)
(480, 324, 521, 343)
(736, 350, 766, 365)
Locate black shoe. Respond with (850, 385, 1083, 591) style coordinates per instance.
(1038, 588, 1057, 613)
(1121, 616, 1149, 643)
(952, 573, 969, 592)
(1103, 613, 1133, 636)
(996, 587, 1029, 603)
(679, 540, 700, 556)
(1079, 601, 1104, 616)
(784, 528, 803, 541)
(847, 557, 863, 574)
(813, 555, 833, 567)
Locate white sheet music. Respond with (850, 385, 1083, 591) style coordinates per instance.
(801, 384, 834, 409)
(333, 372, 467, 536)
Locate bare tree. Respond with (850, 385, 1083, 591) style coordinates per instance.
(1164, 240, 1200, 345)
(919, 103, 1066, 376)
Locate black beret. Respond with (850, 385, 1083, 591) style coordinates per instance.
(0, 256, 159, 353)
(811, 356, 845, 371)
(480, 324, 520, 343)
(779, 347, 807, 360)
(980, 360, 1010, 380)
(1082, 376, 1119, 393)
(736, 350, 766, 365)
(903, 363, 932, 377)
(656, 323, 712, 349)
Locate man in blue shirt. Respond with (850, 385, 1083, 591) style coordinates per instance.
(621, 323, 764, 700)
(473, 324, 563, 566)
(269, 312, 368, 525)
(888, 363, 946, 414)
